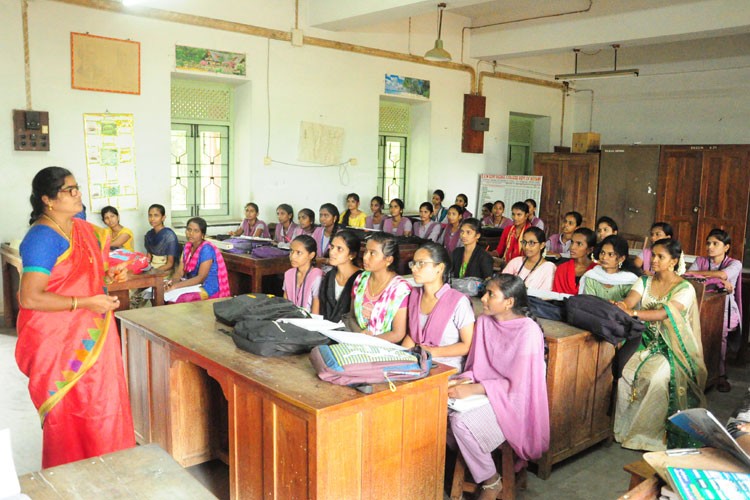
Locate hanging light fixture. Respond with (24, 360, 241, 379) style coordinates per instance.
(555, 45, 639, 81)
(425, 3, 452, 62)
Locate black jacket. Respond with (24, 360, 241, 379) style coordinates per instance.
(451, 247, 494, 280)
(319, 269, 363, 323)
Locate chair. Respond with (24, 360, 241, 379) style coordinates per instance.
(619, 232, 646, 250)
(449, 441, 526, 500)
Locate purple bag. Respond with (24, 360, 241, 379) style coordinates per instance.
(250, 246, 290, 259)
(309, 344, 432, 388)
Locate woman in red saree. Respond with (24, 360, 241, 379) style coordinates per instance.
(16, 167, 134, 468)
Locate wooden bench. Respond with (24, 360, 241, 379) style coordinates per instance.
(18, 444, 214, 499)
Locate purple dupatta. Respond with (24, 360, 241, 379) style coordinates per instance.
(407, 284, 464, 345)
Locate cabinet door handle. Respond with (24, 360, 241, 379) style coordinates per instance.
(693, 206, 702, 213)
(557, 200, 562, 205)
(627, 207, 639, 213)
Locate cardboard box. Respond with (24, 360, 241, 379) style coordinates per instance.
(572, 132, 601, 153)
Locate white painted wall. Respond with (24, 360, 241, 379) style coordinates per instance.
(0, 0, 570, 307)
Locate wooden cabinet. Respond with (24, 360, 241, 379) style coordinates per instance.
(656, 145, 750, 259)
(534, 153, 600, 236)
(596, 145, 661, 237)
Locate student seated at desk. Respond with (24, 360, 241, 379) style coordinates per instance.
(484, 200, 512, 229)
(525, 198, 545, 230)
(431, 189, 448, 223)
(451, 218, 494, 281)
(365, 196, 386, 230)
(447, 274, 549, 499)
(290, 208, 315, 239)
(349, 232, 411, 343)
(230, 202, 270, 238)
(455, 193, 473, 219)
(312, 203, 340, 257)
(413, 202, 442, 242)
(441, 205, 464, 254)
(634, 222, 673, 276)
(144, 203, 180, 273)
(686, 228, 743, 393)
(165, 217, 230, 302)
(283, 235, 323, 314)
(273, 203, 298, 244)
(100, 205, 133, 250)
(492, 201, 532, 264)
(545, 211, 581, 259)
(502, 227, 556, 292)
(383, 198, 412, 236)
(614, 239, 706, 451)
(403, 242, 474, 370)
(552, 228, 596, 295)
(340, 193, 367, 228)
(319, 231, 362, 322)
(596, 216, 619, 243)
(579, 235, 640, 301)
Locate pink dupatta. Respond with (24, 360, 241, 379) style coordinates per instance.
(182, 240, 231, 298)
(407, 283, 464, 345)
(461, 315, 549, 463)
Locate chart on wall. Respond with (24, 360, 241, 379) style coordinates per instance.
(477, 174, 543, 217)
(83, 113, 138, 212)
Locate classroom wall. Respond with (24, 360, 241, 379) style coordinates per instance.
(0, 0, 572, 309)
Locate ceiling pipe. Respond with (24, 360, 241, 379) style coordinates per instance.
(478, 70, 565, 95)
(50, 0, 477, 92)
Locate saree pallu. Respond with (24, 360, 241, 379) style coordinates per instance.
(614, 280, 706, 451)
(16, 219, 135, 468)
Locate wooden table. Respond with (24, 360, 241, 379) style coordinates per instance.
(117, 300, 454, 499)
(1, 243, 165, 328)
(18, 444, 215, 499)
(688, 279, 727, 389)
(221, 251, 290, 295)
(469, 298, 615, 479)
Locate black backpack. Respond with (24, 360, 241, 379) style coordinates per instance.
(213, 294, 308, 326)
(231, 319, 332, 357)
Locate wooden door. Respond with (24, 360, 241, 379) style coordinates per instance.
(597, 145, 660, 236)
(656, 147, 704, 255)
(697, 147, 750, 260)
(559, 154, 599, 232)
(534, 154, 563, 234)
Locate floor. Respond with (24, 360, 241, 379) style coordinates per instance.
(1, 324, 747, 499)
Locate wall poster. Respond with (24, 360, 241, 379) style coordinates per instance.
(175, 45, 246, 76)
(83, 113, 138, 212)
(384, 74, 430, 99)
(477, 174, 543, 218)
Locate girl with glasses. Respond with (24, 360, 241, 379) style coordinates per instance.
(403, 242, 474, 370)
(501, 227, 556, 291)
(450, 218, 493, 281)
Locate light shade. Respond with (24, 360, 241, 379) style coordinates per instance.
(554, 69, 639, 81)
(425, 39, 452, 62)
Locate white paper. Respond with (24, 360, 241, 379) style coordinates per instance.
(527, 289, 572, 301)
(238, 235, 273, 242)
(276, 318, 344, 331)
(448, 394, 490, 412)
(319, 330, 408, 350)
(164, 285, 204, 302)
(0, 429, 21, 498)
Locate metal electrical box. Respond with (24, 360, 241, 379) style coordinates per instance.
(13, 109, 50, 151)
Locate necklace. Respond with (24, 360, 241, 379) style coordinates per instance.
(42, 214, 72, 242)
(367, 273, 392, 297)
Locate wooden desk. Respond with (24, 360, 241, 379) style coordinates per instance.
(1, 243, 21, 328)
(117, 300, 454, 499)
(469, 298, 615, 479)
(688, 280, 728, 389)
(19, 444, 214, 499)
(221, 251, 290, 295)
(2, 243, 165, 327)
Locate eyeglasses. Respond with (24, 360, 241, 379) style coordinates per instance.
(408, 260, 436, 270)
(59, 185, 81, 196)
(520, 240, 539, 246)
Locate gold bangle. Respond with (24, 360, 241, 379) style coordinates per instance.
(71, 296, 78, 312)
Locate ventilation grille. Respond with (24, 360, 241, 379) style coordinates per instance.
(509, 116, 533, 144)
(171, 82, 231, 122)
(379, 102, 410, 135)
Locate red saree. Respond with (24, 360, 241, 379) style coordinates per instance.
(16, 218, 135, 468)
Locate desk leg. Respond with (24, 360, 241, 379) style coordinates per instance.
(251, 273, 262, 294)
(153, 279, 165, 306)
(2, 260, 15, 329)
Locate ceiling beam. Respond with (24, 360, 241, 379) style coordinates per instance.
(469, 0, 750, 59)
